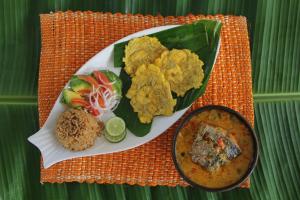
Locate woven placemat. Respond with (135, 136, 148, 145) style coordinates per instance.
(39, 11, 253, 187)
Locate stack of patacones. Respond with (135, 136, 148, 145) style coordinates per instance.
(123, 36, 205, 123)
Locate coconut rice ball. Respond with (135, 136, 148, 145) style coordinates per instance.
(55, 109, 100, 151)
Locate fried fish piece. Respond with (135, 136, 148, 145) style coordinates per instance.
(155, 49, 204, 97)
(123, 36, 167, 76)
(126, 64, 177, 123)
(190, 123, 241, 171)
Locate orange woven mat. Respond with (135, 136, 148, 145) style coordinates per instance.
(39, 11, 253, 187)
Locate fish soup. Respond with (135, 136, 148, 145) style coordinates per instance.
(175, 109, 255, 189)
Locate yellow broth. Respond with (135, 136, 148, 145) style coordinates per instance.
(175, 109, 254, 188)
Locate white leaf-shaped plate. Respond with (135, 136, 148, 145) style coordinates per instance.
(28, 25, 220, 168)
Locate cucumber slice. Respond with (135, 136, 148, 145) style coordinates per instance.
(104, 117, 126, 143)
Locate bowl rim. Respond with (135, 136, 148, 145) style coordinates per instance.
(172, 105, 259, 192)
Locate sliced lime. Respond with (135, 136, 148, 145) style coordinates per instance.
(105, 117, 126, 137)
(104, 130, 127, 143)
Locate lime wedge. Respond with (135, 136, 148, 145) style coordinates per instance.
(105, 117, 126, 137)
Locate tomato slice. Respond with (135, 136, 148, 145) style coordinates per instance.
(98, 95, 105, 108)
(71, 96, 101, 116)
(88, 107, 100, 116)
(77, 75, 99, 88)
(93, 71, 113, 91)
(71, 98, 90, 107)
(90, 92, 105, 108)
(77, 88, 91, 95)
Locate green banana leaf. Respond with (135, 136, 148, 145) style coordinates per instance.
(113, 20, 222, 136)
(1, 0, 300, 199)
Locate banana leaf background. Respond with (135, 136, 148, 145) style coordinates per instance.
(0, 0, 299, 199)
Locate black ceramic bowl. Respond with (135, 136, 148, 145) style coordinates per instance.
(172, 105, 259, 192)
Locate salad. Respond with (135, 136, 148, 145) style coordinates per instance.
(61, 70, 122, 118)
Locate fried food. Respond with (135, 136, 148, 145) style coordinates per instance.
(55, 109, 101, 151)
(155, 49, 204, 97)
(126, 64, 177, 123)
(123, 36, 167, 76)
(123, 36, 205, 123)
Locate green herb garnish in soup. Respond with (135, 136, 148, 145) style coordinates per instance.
(175, 109, 254, 188)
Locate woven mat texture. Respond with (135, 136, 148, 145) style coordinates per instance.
(39, 11, 253, 187)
